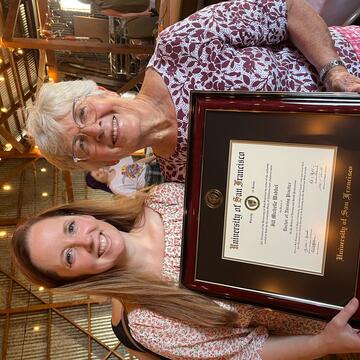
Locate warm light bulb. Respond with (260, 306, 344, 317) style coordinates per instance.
(38, 286, 44, 291)
(17, 49, 24, 55)
(0, 58, 3, 64)
(0, 75, 5, 81)
(4, 143, 12, 151)
(2, 184, 11, 191)
(48, 77, 54, 82)
(1, 107, 8, 113)
(0, 231, 7, 237)
(33, 325, 40, 331)
(40, 167, 47, 173)
(34, 145, 39, 149)
(41, 192, 48, 197)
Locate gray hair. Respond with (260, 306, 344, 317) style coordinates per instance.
(26, 80, 104, 170)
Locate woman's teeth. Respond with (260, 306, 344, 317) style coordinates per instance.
(112, 116, 118, 145)
(98, 233, 107, 257)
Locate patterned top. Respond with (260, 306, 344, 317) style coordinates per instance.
(128, 183, 325, 359)
(148, 0, 360, 182)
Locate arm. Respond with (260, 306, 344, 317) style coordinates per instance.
(287, 0, 360, 92)
(260, 298, 360, 360)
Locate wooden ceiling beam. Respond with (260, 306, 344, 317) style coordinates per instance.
(0, 89, 35, 126)
(117, 70, 145, 94)
(36, 0, 57, 70)
(0, 149, 41, 159)
(0, 299, 98, 315)
(62, 170, 74, 203)
(0, 158, 37, 188)
(3, 37, 154, 55)
(0, 218, 22, 226)
(36, 49, 47, 95)
(0, 126, 26, 153)
(2, 0, 20, 40)
(7, 49, 26, 118)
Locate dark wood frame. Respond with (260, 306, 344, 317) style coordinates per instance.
(181, 91, 360, 324)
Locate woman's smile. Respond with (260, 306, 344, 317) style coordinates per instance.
(111, 115, 119, 146)
(98, 232, 111, 258)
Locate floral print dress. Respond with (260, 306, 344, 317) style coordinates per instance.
(147, 0, 360, 183)
(127, 183, 325, 359)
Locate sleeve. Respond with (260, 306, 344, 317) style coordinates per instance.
(147, 183, 184, 207)
(128, 308, 268, 360)
(150, 0, 288, 67)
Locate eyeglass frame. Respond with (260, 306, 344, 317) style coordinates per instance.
(71, 96, 97, 163)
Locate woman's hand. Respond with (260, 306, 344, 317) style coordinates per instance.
(314, 298, 360, 355)
(324, 67, 360, 93)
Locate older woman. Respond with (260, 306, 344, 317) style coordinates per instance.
(11, 182, 360, 359)
(27, 0, 360, 182)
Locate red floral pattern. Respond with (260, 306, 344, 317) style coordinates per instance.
(148, 0, 360, 183)
(128, 183, 325, 359)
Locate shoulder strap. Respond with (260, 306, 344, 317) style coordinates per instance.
(112, 309, 148, 352)
(111, 309, 170, 359)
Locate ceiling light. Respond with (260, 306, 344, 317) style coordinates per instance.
(2, 184, 11, 191)
(0, 231, 7, 237)
(38, 286, 44, 291)
(1, 107, 8, 113)
(0, 75, 5, 81)
(4, 143, 12, 151)
(33, 325, 40, 331)
(41, 192, 48, 197)
(17, 49, 24, 55)
(40, 167, 47, 173)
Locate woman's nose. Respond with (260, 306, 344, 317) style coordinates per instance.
(81, 121, 104, 142)
(73, 235, 94, 253)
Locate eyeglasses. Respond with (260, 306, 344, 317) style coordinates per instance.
(71, 97, 96, 163)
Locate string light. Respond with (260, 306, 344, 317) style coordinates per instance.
(41, 192, 48, 197)
(38, 286, 44, 292)
(33, 325, 40, 332)
(40, 167, 47, 173)
(2, 184, 11, 191)
(1, 107, 8, 113)
(17, 49, 24, 55)
(0, 75, 5, 81)
(0, 231, 7, 237)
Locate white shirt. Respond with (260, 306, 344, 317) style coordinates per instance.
(108, 157, 147, 195)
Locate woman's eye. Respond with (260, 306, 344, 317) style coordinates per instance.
(78, 106, 87, 124)
(79, 138, 86, 151)
(67, 221, 76, 234)
(65, 248, 74, 267)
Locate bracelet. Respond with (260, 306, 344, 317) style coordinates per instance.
(318, 59, 345, 82)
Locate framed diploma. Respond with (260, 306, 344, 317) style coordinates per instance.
(181, 91, 360, 324)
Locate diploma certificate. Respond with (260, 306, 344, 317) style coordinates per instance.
(223, 141, 336, 274)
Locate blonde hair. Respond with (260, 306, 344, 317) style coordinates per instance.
(11, 194, 240, 328)
(26, 80, 104, 170)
